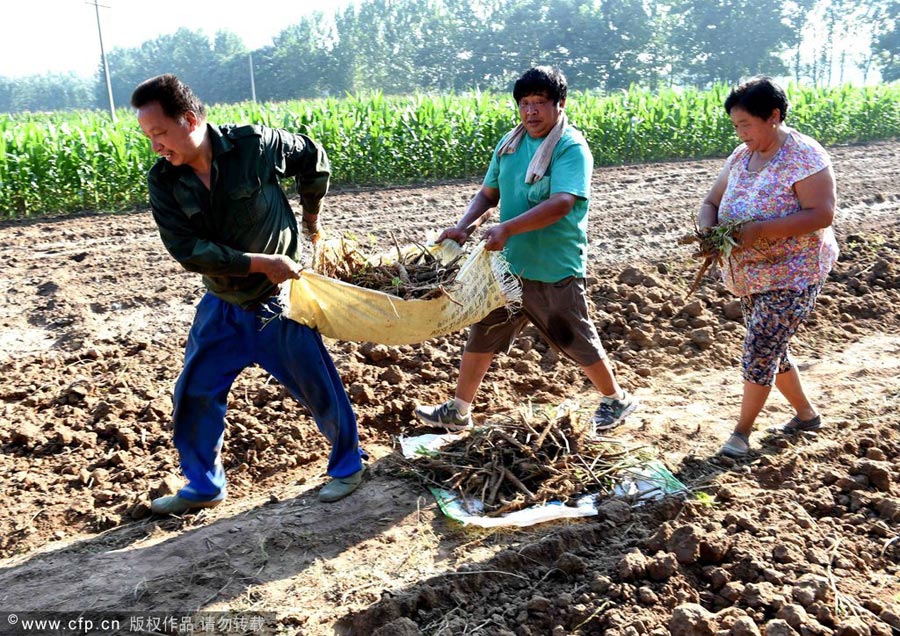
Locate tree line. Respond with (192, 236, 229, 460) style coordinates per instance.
(2, 0, 898, 114)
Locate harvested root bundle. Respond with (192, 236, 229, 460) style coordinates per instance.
(288, 235, 521, 345)
(399, 405, 643, 516)
(678, 220, 743, 297)
(313, 234, 464, 301)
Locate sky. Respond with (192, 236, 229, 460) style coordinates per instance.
(1, 0, 353, 79)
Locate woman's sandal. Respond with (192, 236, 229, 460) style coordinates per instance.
(719, 431, 751, 458)
(768, 414, 822, 435)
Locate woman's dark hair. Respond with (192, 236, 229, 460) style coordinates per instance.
(130, 74, 207, 122)
(513, 66, 568, 104)
(724, 75, 789, 122)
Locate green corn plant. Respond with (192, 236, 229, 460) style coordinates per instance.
(2, 82, 900, 219)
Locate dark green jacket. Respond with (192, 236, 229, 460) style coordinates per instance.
(147, 123, 330, 309)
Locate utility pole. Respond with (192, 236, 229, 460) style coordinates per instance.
(249, 52, 257, 102)
(88, 0, 116, 122)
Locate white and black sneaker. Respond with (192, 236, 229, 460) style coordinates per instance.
(414, 400, 474, 432)
(590, 391, 639, 434)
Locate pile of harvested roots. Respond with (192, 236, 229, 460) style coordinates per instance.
(314, 234, 464, 301)
(397, 405, 645, 516)
(678, 220, 743, 297)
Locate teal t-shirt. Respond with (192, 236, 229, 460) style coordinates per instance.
(484, 126, 593, 282)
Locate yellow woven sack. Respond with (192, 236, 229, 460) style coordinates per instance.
(285, 239, 521, 345)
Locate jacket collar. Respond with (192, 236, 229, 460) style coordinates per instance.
(207, 123, 233, 158)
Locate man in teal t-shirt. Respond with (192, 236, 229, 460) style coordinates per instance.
(415, 66, 639, 433)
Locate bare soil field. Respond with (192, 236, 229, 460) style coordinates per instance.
(1, 140, 899, 636)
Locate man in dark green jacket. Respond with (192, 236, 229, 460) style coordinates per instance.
(131, 74, 365, 515)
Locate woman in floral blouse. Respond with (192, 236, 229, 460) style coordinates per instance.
(697, 76, 838, 458)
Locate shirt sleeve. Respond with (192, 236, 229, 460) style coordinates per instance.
(549, 138, 592, 200)
(147, 168, 251, 277)
(263, 127, 331, 215)
(783, 133, 830, 185)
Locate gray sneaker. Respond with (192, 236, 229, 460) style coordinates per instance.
(414, 400, 473, 431)
(150, 494, 224, 516)
(590, 391, 639, 433)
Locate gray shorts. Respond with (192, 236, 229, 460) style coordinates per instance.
(466, 277, 608, 367)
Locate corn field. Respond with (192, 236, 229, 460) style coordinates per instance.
(1, 83, 898, 218)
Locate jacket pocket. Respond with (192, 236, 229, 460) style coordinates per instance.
(225, 178, 264, 228)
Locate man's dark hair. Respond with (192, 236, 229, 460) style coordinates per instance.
(130, 74, 207, 122)
(724, 75, 789, 122)
(513, 66, 568, 104)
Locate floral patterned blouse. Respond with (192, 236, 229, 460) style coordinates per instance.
(718, 129, 839, 297)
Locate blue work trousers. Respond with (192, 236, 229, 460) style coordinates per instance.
(172, 293, 364, 502)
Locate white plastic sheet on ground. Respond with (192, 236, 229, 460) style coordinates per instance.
(284, 239, 521, 345)
(398, 432, 687, 528)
